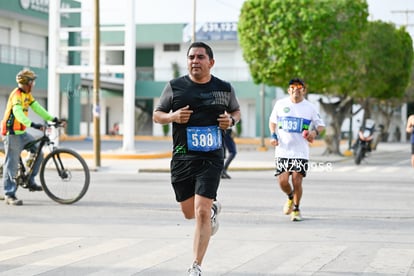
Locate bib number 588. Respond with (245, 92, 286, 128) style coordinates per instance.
(187, 126, 222, 152)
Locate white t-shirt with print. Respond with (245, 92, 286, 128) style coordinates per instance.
(269, 97, 325, 159)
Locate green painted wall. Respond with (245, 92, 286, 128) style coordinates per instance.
(67, 31, 81, 135)
(137, 49, 153, 67)
(0, 0, 80, 26)
(101, 24, 185, 44)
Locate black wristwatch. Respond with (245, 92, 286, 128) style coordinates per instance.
(230, 116, 236, 126)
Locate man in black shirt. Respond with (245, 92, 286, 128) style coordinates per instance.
(153, 42, 241, 275)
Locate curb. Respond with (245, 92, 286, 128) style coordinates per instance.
(138, 167, 276, 173)
(79, 151, 172, 160)
(64, 135, 332, 160)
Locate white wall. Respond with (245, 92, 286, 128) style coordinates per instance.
(153, 42, 251, 82)
(151, 41, 256, 137)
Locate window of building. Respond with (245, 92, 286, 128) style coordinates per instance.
(163, 44, 180, 52)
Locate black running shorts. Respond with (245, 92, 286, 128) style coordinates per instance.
(170, 159, 223, 202)
(274, 157, 308, 177)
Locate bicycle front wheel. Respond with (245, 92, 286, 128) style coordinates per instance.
(40, 148, 90, 204)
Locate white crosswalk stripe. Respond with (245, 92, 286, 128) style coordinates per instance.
(0, 238, 136, 276)
(87, 239, 190, 275)
(0, 237, 414, 275)
(0, 236, 24, 245)
(0, 237, 80, 262)
(364, 248, 414, 275)
(270, 245, 347, 275)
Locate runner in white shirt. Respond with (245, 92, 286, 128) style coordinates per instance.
(269, 78, 325, 221)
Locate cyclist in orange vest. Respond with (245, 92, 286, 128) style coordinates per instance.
(1, 69, 60, 205)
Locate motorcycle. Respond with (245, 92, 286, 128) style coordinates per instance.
(353, 119, 376, 165)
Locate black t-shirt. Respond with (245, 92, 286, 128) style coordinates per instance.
(155, 75, 240, 160)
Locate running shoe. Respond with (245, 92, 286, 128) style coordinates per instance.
(291, 209, 302, 221)
(221, 171, 231, 179)
(188, 261, 202, 276)
(283, 198, 293, 215)
(211, 201, 222, 236)
(5, 196, 23, 206)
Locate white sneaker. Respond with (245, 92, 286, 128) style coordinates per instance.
(211, 201, 221, 236)
(188, 261, 202, 276)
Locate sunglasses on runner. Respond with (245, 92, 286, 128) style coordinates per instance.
(289, 84, 303, 89)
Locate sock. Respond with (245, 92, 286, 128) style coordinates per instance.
(293, 204, 300, 211)
(211, 208, 215, 218)
(288, 191, 294, 200)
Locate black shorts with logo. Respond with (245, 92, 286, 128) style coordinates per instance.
(170, 159, 223, 202)
(274, 158, 309, 177)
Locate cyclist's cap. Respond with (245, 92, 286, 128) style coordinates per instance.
(16, 69, 37, 85)
(288, 78, 305, 87)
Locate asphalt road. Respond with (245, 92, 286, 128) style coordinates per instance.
(0, 142, 413, 275)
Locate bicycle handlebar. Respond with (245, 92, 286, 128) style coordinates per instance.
(47, 121, 65, 128)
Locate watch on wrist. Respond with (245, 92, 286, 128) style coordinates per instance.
(230, 116, 236, 126)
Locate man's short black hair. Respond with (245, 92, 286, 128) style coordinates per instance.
(289, 78, 305, 87)
(187, 42, 214, 59)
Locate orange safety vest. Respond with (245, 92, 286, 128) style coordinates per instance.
(1, 87, 35, 135)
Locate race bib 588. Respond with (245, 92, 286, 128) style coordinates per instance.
(186, 125, 222, 152)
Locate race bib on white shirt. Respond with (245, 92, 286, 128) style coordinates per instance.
(186, 125, 222, 152)
(278, 116, 311, 133)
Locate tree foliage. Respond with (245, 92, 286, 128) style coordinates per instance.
(355, 21, 413, 140)
(359, 21, 413, 101)
(238, 0, 369, 154)
(238, 0, 368, 94)
(238, 0, 414, 152)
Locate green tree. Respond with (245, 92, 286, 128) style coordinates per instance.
(238, 0, 368, 89)
(357, 21, 413, 141)
(360, 22, 413, 101)
(238, 0, 368, 154)
(406, 60, 414, 102)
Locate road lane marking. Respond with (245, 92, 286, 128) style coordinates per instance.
(0, 238, 135, 276)
(0, 237, 80, 262)
(88, 239, 189, 275)
(0, 236, 23, 245)
(364, 248, 414, 275)
(270, 245, 346, 275)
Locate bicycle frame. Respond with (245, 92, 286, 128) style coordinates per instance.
(5, 122, 90, 204)
(15, 126, 55, 188)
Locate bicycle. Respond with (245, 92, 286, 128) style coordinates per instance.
(12, 122, 90, 204)
(0, 147, 4, 177)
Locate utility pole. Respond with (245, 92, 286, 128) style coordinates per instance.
(259, 83, 267, 151)
(93, 0, 101, 167)
(192, 0, 196, 42)
(391, 9, 414, 28)
(122, 1, 136, 151)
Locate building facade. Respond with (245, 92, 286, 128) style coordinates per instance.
(1, 2, 339, 140)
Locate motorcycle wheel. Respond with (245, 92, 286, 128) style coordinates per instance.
(354, 145, 363, 165)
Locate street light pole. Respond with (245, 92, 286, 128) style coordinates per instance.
(192, 0, 196, 42)
(93, 0, 101, 167)
(259, 83, 266, 150)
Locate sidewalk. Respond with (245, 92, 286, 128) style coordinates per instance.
(64, 136, 408, 173)
(61, 135, 410, 173)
